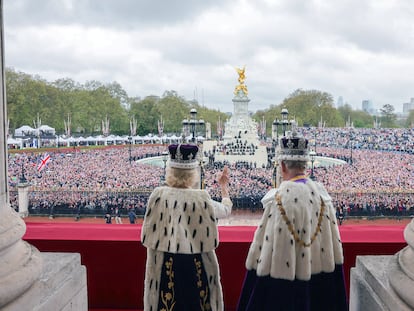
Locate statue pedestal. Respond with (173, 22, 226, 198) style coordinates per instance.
(17, 182, 30, 218)
(3, 252, 87, 311)
(350, 220, 414, 311)
(350, 256, 411, 310)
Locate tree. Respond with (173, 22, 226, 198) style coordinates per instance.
(337, 104, 374, 128)
(254, 89, 342, 132)
(380, 104, 397, 128)
(405, 110, 414, 128)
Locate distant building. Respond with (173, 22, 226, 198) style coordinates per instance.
(362, 100, 376, 115)
(402, 98, 414, 115)
(337, 96, 344, 108)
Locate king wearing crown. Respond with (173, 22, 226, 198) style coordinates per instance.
(141, 144, 232, 311)
(237, 132, 348, 310)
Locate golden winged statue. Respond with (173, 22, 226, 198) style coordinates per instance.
(234, 66, 248, 96)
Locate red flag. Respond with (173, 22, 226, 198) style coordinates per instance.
(37, 153, 51, 172)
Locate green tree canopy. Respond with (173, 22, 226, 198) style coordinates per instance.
(379, 104, 397, 128)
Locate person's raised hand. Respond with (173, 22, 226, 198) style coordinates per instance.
(218, 166, 230, 197)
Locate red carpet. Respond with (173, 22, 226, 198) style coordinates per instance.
(23, 223, 407, 310)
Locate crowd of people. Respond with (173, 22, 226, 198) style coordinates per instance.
(6, 127, 414, 218)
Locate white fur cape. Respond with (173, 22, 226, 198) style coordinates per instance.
(141, 186, 228, 311)
(141, 186, 219, 254)
(245, 179, 344, 281)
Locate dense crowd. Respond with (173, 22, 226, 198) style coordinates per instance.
(7, 127, 414, 217)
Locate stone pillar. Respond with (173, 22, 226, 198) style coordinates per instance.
(17, 182, 30, 217)
(0, 1, 44, 307)
(388, 219, 414, 308)
(0, 3, 88, 309)
(350, 219, 414, 311)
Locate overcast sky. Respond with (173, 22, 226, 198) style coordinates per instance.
(4, 0, 414, 113)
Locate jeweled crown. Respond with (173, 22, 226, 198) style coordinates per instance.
(168, 144, 199, 169)
(276, 131, 310, 162)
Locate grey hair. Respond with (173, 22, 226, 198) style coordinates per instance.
(281, 160, 307, 171)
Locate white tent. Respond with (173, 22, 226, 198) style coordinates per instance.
(14, 125, 35, 137)
(7, 137, 22, 149)
(38, 124, 56, 136)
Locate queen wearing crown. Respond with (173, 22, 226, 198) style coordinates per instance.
(237, 132, 347, 311)
(141, 144, 232, 311)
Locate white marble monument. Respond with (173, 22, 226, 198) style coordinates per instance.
(204, 66, 268, 167)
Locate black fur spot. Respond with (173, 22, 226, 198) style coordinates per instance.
(192, 229, 197, 238)
(152, 223, 156, 232)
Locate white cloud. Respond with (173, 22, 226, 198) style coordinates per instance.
(4, 0, 414, 113)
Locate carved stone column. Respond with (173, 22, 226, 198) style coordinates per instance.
(350, 219, 414, 311)
(388, 219, 414, 308)
(0, 2, 43, 307)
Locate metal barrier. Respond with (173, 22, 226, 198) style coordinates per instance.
(10, 189, 414, 218)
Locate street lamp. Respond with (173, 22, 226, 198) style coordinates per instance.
(160, 151, 168, 184)
(271, 108, 294, 188)
(19, 161, 27, 183)
(309, 150, 316, 180)
(281, 108, 289, 135)
(128, 136, 132, 164)
(349, 130, 353, 165)
(182, 108, 205, 143)
(272, 118, 281, 146)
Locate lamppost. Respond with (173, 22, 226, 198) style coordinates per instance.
(349, 130, 353, 165)
(160, 151, 168, 184)
(309, 150, 316, 180)
(182, 108, 205, 143)
(19, 161, 27, 183)
(281, 108, 290, 136)
(272, 118, 281, 146)
(128, 136, 132, 164)
(271, 108, 294, 188)
(200, 157, 205, 189)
